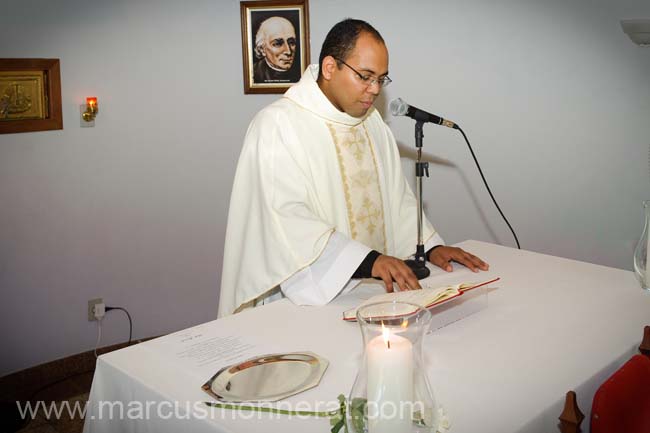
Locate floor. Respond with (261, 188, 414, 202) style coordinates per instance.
(1, 340, 154, 433)
(7, 371, 93, 433)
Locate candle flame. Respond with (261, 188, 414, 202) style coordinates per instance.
(382, 323, 391, 349)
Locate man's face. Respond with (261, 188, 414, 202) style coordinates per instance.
(321, 32, 389, 118)
(260, 17, 297, 71)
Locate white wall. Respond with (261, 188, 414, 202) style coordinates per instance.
(1, 0, 648, 376)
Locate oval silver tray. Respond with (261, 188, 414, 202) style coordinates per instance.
(201, 351, 329, 402)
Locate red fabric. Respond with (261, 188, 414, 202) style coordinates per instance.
(591, 354, 650, 433)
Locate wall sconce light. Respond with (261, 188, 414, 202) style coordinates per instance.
(621, 19, 650, 46)
(82, 97, 98, 122)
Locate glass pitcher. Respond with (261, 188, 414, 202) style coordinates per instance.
(633, 200, 650, 290)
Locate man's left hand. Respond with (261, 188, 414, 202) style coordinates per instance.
(428, 246, 489, 273)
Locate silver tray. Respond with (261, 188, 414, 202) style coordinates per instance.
(201, 351, 329, 402)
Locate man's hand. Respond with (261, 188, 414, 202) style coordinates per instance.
(428, 246, 489, 273)
(371, 255, 422, 293)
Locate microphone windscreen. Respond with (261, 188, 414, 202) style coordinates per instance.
(389, 98, 408, 116)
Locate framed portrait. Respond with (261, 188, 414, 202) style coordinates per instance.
(0, 58, 63, 134)
(240, 0, 310, 94)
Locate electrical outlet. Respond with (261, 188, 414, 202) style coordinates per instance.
(88, 298, 104, 321)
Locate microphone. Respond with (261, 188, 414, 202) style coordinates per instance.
(389, 98, 458, 129)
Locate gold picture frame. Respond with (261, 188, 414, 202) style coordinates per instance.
(0, 58, 63, 134)
(240, 0, 310, 94)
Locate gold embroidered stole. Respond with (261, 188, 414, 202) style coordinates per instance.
(327, 122, 387, 253)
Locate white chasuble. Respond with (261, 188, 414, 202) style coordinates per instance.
(218, 65, 443, 317)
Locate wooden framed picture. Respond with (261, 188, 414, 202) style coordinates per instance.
(240, 0, 310, 94)
(0, 58, 63, 134)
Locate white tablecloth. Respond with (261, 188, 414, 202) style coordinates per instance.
(83, 241, 650, 433)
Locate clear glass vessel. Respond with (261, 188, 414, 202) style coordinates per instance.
(347, 301, 438, 433)
(633, 200, 650, 290)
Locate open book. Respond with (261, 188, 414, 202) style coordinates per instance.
(342, 277, 500, 321)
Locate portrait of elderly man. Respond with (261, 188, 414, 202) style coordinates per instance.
(252, 15, 301, 83)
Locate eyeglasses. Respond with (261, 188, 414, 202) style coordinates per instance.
(333, 57, 392, 88)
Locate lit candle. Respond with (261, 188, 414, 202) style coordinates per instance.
(366, 324, 414, 433)
(86, 97, 98, 112)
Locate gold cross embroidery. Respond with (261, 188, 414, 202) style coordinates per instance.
(356, 195, 381, 236)
(351, 169, 373, 189)
(341, 127, 366, 163)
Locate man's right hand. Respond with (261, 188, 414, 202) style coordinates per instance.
(371, 255, 422, 293)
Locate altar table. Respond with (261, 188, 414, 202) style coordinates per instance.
(83, 240, 650, 433)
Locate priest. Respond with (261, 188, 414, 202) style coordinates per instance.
(218, 19, 488, 317)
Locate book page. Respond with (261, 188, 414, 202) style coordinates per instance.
(343, 284, 461, 320)
(401, 262, 478, 290)
(361, 284, 459, 307)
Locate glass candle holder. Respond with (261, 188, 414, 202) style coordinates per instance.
(633, 200, 650, 290)
(347, 301, 438, 433)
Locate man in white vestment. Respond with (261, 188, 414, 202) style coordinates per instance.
(218, 19, 488, 317)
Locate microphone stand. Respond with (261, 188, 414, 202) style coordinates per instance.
(405, 120, 431, 279)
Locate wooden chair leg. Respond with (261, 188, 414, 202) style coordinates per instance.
(559, 390, 584, 433)
(639, 325, 650, 357)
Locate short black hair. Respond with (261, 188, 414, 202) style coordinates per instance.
(318, 19, 385, 80)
